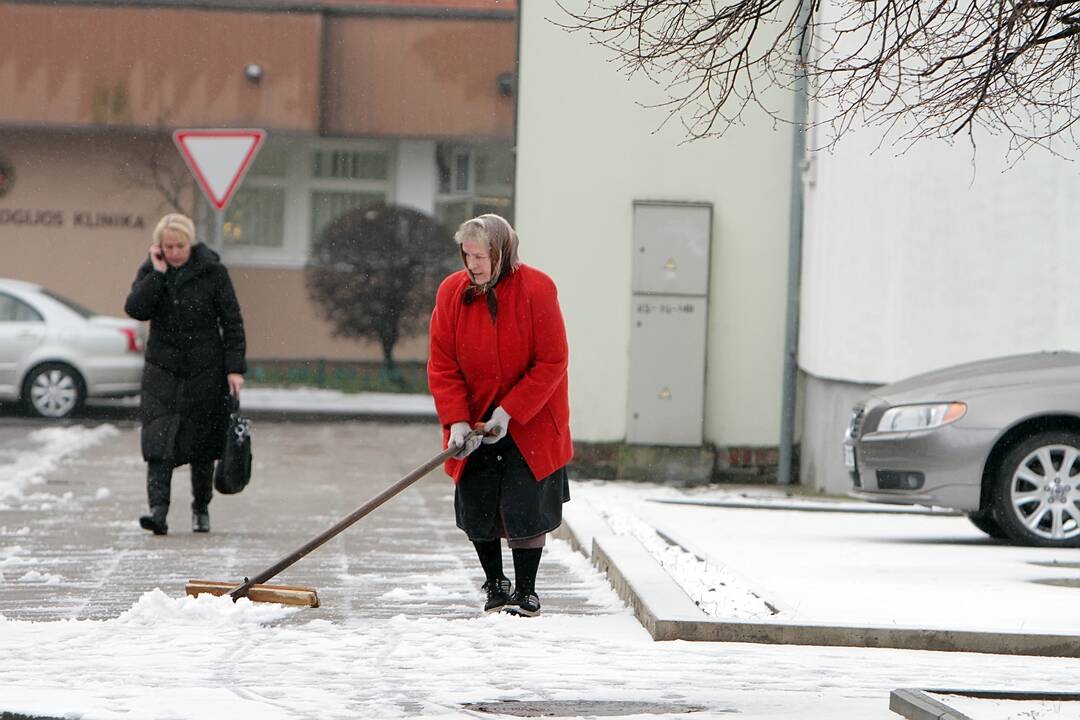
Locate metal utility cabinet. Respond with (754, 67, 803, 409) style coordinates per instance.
(626, 202, 712, 446)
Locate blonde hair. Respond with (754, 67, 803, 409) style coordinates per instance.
(454, 214, 520, 290)
(152, 213, 197, 245)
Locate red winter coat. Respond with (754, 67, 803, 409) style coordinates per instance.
(428, 264, 572, 483)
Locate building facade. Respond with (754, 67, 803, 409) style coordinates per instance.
(515, 0, 796, 480)
(0, 0, 517, 365)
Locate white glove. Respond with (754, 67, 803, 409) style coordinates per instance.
(449, 421, 481, 459)
(482, 406, 511, 444)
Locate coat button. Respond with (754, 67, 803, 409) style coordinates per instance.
(496, 455, 502, 461)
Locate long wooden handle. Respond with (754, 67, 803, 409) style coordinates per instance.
(229, 432, 480, 602)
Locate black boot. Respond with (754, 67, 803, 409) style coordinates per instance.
(473, 540, 511, 612)
(142, 461, 172, 535)
(139, 505, 168, 535)
(191, 462, 213, 533)
(508, 548, 543, 616)
(192, 509, 210, 533)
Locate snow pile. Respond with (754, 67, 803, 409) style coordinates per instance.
(0, 424, 118, 507)
(114, 588, 301, 628)
(575, 482, 779, 620)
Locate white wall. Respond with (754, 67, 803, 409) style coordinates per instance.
(800, 129, 1080, 386)
(394, 139, 437, 215)
(516, 0, 794, 446)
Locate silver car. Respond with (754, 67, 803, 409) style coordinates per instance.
(845, 351, 1080, 547)
(0, 278, 145, 418)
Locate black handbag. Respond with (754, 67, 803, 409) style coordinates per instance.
(214, 395, 252, 494)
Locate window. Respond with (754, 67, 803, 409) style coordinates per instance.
(40, 289, 94, 318)
(205, 138, 393, 267)
(308, 143, 391, 243)
(220, 140, 288, 249)
(435, 143, 514, 230)
(312, 149, 389, 181)
(0, 293, 43, 322)
(311, 191, 385, 241)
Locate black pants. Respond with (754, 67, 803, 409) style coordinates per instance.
(147, 460, 213, 512)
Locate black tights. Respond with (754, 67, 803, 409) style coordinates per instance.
(472, 540, 543, 594)
(146, 460, 213, 513)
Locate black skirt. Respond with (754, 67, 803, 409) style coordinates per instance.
(455, 435, 570, 542)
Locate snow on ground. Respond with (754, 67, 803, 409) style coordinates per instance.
(573, 479, 1080, 635)
(4, 587, 1080, 720)
(0, 424, 117, 509)
(4, 414, 1080, 719)
(929, 693, 1080, 719)
(90, 387, 437, 416)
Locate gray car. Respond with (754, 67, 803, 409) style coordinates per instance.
(844, 351, 1080, 547)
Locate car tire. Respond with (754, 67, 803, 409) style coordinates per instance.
(966, 511, 1009, 540)
(992, 430, 1080, 548)
(22, 362, 85, 419)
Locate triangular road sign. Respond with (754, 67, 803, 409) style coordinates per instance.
(173, 129, 266, 211)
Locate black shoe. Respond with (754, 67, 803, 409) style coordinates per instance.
(139, 507, 168, 535)
(192, 510, 210, 533)
(507, 589, 541, 616)
(482, 578, 512, 613)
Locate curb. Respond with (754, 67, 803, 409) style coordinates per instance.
(558, 500, 1080, 657)
(890, 689, 1080, 720)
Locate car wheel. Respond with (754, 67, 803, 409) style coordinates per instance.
(22, 363, 84, 419)
(992, 431, 1080, 547)
(966, 511, 1009, 540)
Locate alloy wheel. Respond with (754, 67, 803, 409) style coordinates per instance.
(1008, 443, 1080, 542)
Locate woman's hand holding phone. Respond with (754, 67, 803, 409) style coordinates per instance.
(149, 244, 167, 273)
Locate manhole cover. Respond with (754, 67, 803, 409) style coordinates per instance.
(462, 700, 711, 717)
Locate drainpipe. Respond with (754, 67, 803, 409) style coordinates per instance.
(777, 7, 811, 486)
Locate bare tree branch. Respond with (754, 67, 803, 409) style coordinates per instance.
(558, 0, 1080, 155)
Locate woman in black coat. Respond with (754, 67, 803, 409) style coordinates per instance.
(124, 213, 246, 535)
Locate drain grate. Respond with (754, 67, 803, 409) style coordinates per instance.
(462, 700, 712, 717)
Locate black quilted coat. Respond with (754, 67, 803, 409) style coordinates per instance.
(124, 244, 247, 465)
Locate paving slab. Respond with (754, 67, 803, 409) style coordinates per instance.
(0, 420, 609, 623)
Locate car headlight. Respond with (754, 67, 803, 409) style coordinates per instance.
(876, 402, 967, 433)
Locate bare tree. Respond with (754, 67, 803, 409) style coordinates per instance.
(305, 203, 456, 382)
(115, 131, 204, 218)
(558, 0, 1080, 153)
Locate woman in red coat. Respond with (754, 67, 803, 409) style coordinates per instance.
(428, 213, 572, 616)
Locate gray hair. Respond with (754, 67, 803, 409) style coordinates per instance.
(454, 213, 520, 289)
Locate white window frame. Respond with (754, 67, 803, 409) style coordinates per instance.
(212, 136, 396, 269)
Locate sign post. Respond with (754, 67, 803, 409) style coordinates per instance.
(172, 129, 266, 245)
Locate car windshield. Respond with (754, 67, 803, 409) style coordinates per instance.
(40, 288, 96, 318)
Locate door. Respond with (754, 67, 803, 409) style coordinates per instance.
(0, 292, 46, 397)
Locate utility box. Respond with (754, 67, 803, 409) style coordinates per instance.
(627, 202, 711, 446)
(631, 202, 711, 296)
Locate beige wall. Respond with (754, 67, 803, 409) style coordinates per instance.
(0, 4, 323, 131)
(0, 129, 427, 362)
(323, 16, 515, 139)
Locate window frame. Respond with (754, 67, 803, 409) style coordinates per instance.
(211, 137, 396, 269)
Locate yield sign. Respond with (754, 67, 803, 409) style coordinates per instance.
(173, 129, 266, 211)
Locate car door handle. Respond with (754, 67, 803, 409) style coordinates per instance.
(16, 330, 41, 339)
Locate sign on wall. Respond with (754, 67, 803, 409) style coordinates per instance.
(172, 129, 265, 211)
(0, 155, 13, 199)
